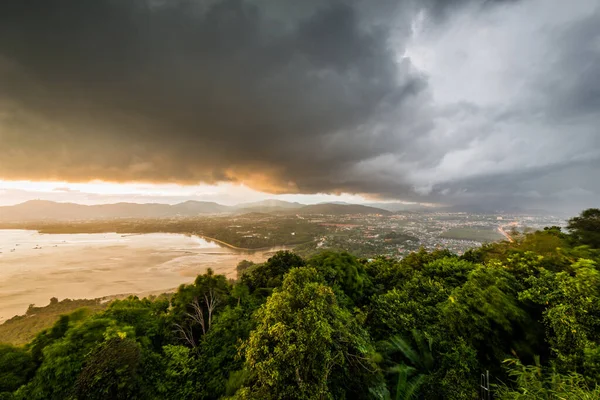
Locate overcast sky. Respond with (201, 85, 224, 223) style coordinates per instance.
(0, 0, 598, 211)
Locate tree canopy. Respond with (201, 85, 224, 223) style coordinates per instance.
(568, 208, 600, 248)
(1, 208, 599, 399)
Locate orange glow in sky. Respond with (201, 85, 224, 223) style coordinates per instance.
(0, 180, 371, 206)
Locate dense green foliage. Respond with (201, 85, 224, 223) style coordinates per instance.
(567, 208, 600, 248)
(1, 209, 599, 399)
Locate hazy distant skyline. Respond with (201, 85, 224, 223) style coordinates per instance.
(0, 180, 371, 207)
(0, 0, 599, 212)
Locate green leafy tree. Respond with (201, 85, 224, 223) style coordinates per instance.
(568, 208, 600, 248)
(520, 259, 600, 379)
(171, 269, 231, 346)
(442, 263, 527, 369)
(0, 344, 35, 394)
(15, 317, 131, 399)
(421, 257, 475, 289)
(103, 296, 171, 351)
(74, 337, 142, 400)
(370, 278, 448, 339)
(236, 260, 255, 280)
(368, 256, 474, 340)
(400, 248, 456, 271)
(432, 337, 479, 399)
(200, 304, 259, 398)
(238, 267, 383, 399)
(307, 251, 370, 304)
(241, 251, 305, 293)
(382, 331, 434, 400)
(496, 357, 600, 399)
(153, 345, 203, 400)
(28, 312, 78, 365)
(365, 250, 457, 295)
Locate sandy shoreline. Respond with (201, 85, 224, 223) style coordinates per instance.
(0, 230, 282, 322)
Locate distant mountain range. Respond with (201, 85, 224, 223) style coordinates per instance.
(0, 199, 391, 222)
(0, 199, 554, 223)
(363, 202, 433, 212)
(239, 199, 303, 209)
(293, 203, 391, 216)
(233, 199, 305, 214)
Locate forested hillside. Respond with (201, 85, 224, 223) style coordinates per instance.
(1, 209, 599, 399)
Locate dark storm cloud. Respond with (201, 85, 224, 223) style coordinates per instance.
(391, 0, 600, 210)
(0, 0, 428, 191)
(0, 0, 598, 210)
(540, 8, 600, 119)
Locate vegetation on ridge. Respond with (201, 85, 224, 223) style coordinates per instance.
(0, 299, 106, 346)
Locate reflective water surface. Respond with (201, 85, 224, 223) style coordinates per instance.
(0, 230, 280, 322)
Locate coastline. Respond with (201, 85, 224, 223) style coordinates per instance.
(0, 226, 297, 252)
(0, 230, 289, 323)
(195, 234, 296, 252)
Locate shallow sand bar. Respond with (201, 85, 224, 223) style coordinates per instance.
(0, 230, 280, 322)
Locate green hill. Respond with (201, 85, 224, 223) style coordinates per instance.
(0, 298, 106, 346)
(295, 203, 392, 215)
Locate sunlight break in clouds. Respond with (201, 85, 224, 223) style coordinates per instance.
(0, 180, 369, 206)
